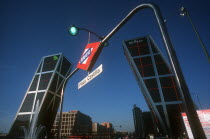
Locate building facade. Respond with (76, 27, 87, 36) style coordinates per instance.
(8, 53, 72, 138)
(142, 111, 157, 137)
(123, 36, 185, 137)
(132, 104, 144, 138)
(92, 123, 100, 135)
(51, 110, 92, 138)
(101, 122, 114, 134)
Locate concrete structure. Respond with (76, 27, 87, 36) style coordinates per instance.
(123, 36, 185, 137)
(101, 122, 114, 135)
(8, 53, 72, 138)
(132, 104, 144, 138)
(92, 123, 100, 135)
(101, 122, 113, 130)
(92, 122, 115, 138)
(51, 111, 92, 138)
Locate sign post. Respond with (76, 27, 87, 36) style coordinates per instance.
(57, 41, 103, 139)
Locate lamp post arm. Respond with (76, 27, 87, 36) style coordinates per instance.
(101, 3, 152, 44)
(79, 27, 103, 40)
(100, 2, 206, 138)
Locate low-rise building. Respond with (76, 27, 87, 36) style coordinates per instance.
(101, 122, 114, 134)
(51, 110, 92, 138)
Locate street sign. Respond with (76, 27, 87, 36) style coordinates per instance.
(78, 64, 103, 89)
(77, 42, 103, 71)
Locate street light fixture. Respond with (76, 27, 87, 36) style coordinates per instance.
(68, 25, 79, 36)
(180, 7, 187, 16)
(180, 7, 210, 63)
(68, 25, 109, 47)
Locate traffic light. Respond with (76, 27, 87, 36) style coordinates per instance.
(69, 25, 79, 36)
(68, 25, 109, 47)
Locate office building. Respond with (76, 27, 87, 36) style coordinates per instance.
(123, 36, 185, 137)
(8, 53, 72, 138)
(51, 110, 92, 137)
(142, 111, 157, 137)
(132, 104, 144, 138)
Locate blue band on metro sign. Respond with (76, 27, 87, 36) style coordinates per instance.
(79, 48, 93, 64)
(77, 42, 103, 71)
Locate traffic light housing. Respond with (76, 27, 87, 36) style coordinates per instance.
(68, 25, 79, 36)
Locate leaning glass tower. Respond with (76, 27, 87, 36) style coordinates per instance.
(8, 53, 72, 138)
(123, 36, 185, 137)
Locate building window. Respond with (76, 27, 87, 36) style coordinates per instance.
(134, 56, 155, 77)
(38, 73, 52, 90)
(144, 78, 161, 102)
(20, 93, 35, 112)
(29, 75, 39, 91)
(60, 57, 71, 76)
(160, 76, 180, 101)
(154, 55, 171, 75)
(42, 55, 59, 72)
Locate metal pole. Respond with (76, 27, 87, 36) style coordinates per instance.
(57, 68, 79, 139)
(186, 11, 210, 63)
(100, 3, 206, 138)
(180, 7, 210, 63)
(79, 27, 103, 40)
(196, 94, 202, 110)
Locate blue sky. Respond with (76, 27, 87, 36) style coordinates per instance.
(0, 0, 210, 133)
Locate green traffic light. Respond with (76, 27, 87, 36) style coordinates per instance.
(69, 25, 79, 36)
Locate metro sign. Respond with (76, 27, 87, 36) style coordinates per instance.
(79, 48, 93, 64)
(77, 42, 102, 71)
